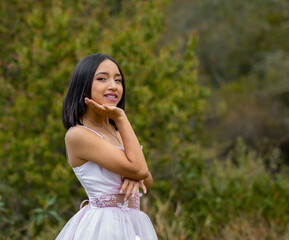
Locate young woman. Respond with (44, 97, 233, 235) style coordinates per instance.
(56, 54, 158, 239)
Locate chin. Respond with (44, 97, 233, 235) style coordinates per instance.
(104, 101, 117, 106)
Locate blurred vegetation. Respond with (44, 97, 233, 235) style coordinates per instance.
(166, 0, 289, 151)
(1, 0, 289, 239)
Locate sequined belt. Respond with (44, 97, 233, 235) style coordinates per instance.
(80, 193, 142, 211)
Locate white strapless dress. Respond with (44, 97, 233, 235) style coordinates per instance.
(55, 126, 158, 240)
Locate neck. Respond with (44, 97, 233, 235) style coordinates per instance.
(81, 107, 110, 128)
(81, 107, 121, 145)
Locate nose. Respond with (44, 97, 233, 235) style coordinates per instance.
(108, 79, 117, 91)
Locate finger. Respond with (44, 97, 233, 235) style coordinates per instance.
(119, 177, 126, 189)
(120, 178, 129, 194)
(140, 182, 147, 194)
(120, 178, 129, 193)
(124, 181, 135, 201)
(131, 182, 140, 198)
(84, 97, 95, 105)
(85, 98, 108, 113)
(102, 104, 112, 109)
(85, 98, 105, 110)
(102, 104, 118, 112)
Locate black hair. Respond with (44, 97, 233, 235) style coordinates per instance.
(62, 53, 126, 130)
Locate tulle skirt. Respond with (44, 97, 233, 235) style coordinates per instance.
(55, 205, 158, 240)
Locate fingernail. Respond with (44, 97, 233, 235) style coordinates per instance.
(132, 193, 135, 198)
(124, 197, 127, 201)
(120, 190, 123, 194)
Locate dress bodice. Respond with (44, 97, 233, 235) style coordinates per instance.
(72, 161, 123, 199)
(68, 125, 124, 199)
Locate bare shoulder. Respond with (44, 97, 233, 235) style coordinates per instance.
(65, 127, 91, 167)
(64, 128, 82, 150)
(65, 126, 85, 143)
(65, 126, 104, 149)
(64, 126, 105, 166)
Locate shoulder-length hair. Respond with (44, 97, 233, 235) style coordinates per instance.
(62, 53, 126, 130)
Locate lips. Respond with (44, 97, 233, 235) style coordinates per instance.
(104, 93, 118, 102)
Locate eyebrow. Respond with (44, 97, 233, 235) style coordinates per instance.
(95, 72, 122, 77)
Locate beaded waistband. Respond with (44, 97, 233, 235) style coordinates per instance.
(80, 193, 142, 211)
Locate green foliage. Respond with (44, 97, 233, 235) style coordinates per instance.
(199, 0, 289, 145)
(31, 197, 61, 236)
(166, 0, 289, 148)
(150, 138, 289, 239)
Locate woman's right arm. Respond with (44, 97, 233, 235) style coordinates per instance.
(113, 113, 149, 178)
(143, 172, 153, 189)
(65, 98, 149, 180)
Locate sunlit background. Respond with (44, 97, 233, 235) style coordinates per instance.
(1, 0, 289, 239)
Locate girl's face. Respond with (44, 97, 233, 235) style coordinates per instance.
(90, 59, 123, 106)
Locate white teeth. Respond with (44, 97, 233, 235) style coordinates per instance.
(106, 95, 116, 99)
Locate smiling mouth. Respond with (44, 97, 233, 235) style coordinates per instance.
(104, 93, 118, 101)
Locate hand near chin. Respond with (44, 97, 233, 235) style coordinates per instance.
(84, 97, 124, 120)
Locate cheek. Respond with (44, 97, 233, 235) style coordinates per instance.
(90, 86, 103, 101)
(119, 87, 123, 97)
(118, 87, 124, 101)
